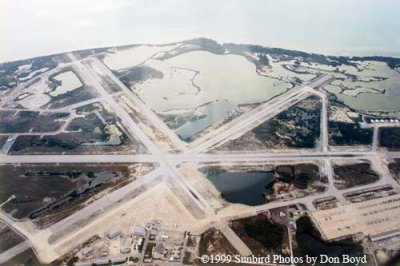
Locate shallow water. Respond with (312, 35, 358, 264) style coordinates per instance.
(137, 51, 291, 138)
(138, 51, 291, 112)
(49, 71, 82, 97)
(175, 100, 235, 140)
(326, 61, 400, 116)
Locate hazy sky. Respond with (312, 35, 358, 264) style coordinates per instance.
(1, 0, 400, 62)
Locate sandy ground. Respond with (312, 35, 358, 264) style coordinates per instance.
(17, 78, 52, 108)
(52, 182, 197, 257)
(178, 163, 224, 210)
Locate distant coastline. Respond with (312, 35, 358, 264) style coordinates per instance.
(1, 37, 400, 65)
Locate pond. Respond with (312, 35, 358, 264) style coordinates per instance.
(207, 170, 275, 206)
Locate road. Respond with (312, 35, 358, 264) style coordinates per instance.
(219, 225, 252, 257)
(67, 53, 163, 156)
(0, 92, 121, 114)
(87, 57, 187, 152)
(372, 126, 379, 151)
(0, 150, 377, 164)
(0, 62, 74, 109)
(188, 75, 333, 154)
(387, 151, 400, 160)
(48, 168, 163, 238)
(323, 159, 346, 204)
(175, 151, 377, 163)
(0, 241, 30, 265)
(68, 53, 215, 216)
(0, 154, 156, 163)
(312, 89, 329, 152)
(1, 53, 209, 264)
(1, 54, 399, 265)
(1, 135, 17, 154)
(189, 90, 309, 154)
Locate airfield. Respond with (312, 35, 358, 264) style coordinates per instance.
(1, 39, 400, 265)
